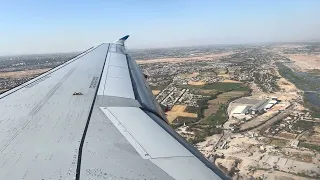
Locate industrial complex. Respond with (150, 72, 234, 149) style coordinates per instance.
(231, 97, 278, 116)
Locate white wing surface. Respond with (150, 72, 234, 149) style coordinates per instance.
(0, 36, 229, 180)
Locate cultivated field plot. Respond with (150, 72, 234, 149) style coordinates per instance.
(188, 81, 206, 85)
(270, 138, 288, 147)
(204, 91, 247, 116)
(136, 52, 233, 64)
(203, 82, 248, 91)
(184, 106, 198, 113)
(196, 89, 217, 94)
(285, 54, 320, 71)
(277, 131, 297, 139)
(149, 85, 169, 91)
(306, 126, 320, 145)
(177, 82, 249, 92)
(166, 105, 197, 123)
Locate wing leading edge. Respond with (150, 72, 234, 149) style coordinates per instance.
(0, 36, 229, 180)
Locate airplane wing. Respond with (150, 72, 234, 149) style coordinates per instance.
(0, 36, 229, 180)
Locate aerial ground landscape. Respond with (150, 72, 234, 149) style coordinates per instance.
(1, 42, 320, 179)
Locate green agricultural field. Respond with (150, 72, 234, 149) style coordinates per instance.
(203, 82, 244, 91)
(149, 85, 168, 91)
(270, 138, 288, 147)
(177, 82, 249, 92)
(185, 106, 199, 114)
(201, 104, 228, 126)
(299, 143, 320, 152)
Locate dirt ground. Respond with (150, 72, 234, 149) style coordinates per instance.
(214, 135, 262, 174)
(253, 77, 301, 103)
(262, 92, 300, 102)
(152, 90, 161, 96)
(188, 81, 206, 85)
(252, 170, 311, 180)
(217, 74, 230, 78)
(277, 77, 298, 93)
(136, 52, 233, 64)
(196, 134, 222, 156)
(175, 126, 194, 139)
(284, 54, 320, 71)
(272, 102, 291, 111)
(0, 68, 50, 78)
(257, 79, 301, 101)
(166, 105, 197, 123)
(207, 133, 318, 179)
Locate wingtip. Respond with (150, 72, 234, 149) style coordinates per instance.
(119, 35, 130, 41)
(114, 35, 130, 45)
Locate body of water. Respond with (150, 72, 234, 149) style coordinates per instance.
(277, 62, 320, 107)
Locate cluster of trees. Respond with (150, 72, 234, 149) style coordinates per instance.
(187, 126, 222, 145)
(292, 120, 315, 131)
(253, 72, 280, 93)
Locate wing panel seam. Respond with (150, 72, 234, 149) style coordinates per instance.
(102, 53, 112, 95)
(75, 44, 110, 180)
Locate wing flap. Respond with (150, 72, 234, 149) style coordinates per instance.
(103, 76, 135, 99)
(97, 51, 135, 99)
(109, 53, 128, 67)
(101, 107, 193, 158)
(107, 66, 129, 79)
(80, 106, 174, 180)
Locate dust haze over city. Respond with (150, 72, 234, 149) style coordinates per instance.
(1, 0, 320, 180)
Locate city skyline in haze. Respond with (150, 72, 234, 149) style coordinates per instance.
(0, 0, 319, 55)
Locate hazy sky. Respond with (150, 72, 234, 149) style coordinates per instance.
(0, 0, 319, 55)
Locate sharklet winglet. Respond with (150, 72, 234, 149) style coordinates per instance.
(114, 35, 130, 46)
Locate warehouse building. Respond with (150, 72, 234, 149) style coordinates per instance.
(232, 105, 251, 115)
(264, 99, 278, 111)
(248, 99, 269, 115)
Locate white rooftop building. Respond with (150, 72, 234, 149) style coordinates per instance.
(232, 105, 250, 115)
